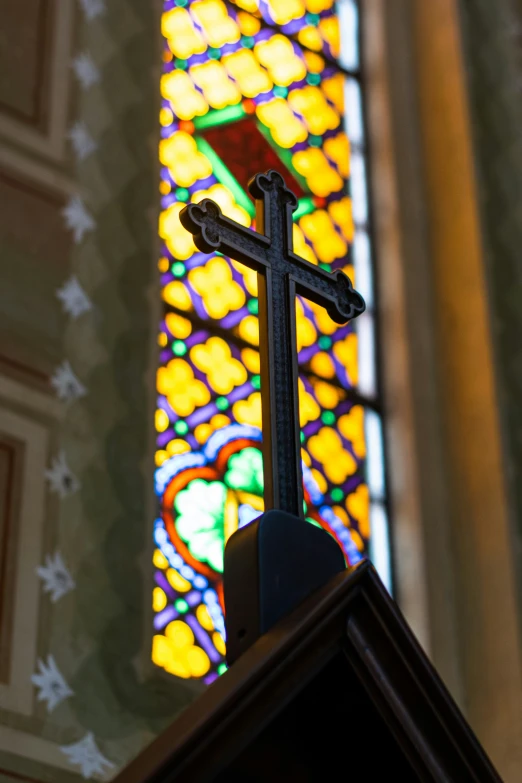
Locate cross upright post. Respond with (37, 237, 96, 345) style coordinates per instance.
(180, 170, 365, 519)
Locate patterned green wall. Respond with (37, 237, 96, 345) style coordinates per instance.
(65, 0, 199, 743)
(0, 1, 200, 780)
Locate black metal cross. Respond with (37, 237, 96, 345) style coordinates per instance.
(180, 170, 365, 519)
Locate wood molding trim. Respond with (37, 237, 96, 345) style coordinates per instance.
(0, 376, 57, 717)
(0, 0, 74, 187)
(410, 1, 522, 778)
(0, 0, 54, 131)
(364, 0, 522, 779)
(0, 435, 25, 683)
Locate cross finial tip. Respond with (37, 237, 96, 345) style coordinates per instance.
(328, 269, 366, 324)
(179, 199, 223, 253)
(248, 170, 298, 211)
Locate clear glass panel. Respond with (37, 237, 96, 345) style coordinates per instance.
(356, 311, 376, 398)
(369, 502, 392, 593)
(338, 0, 359, 71)
(344, 77, 364, 145)
(353, 230, 374, 308)
(350, 150, 368, 225)
(364, 408, 385, 500)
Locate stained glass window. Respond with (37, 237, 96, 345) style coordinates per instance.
(153, 0, 391, 683)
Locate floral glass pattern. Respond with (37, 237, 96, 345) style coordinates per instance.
(154, 0, 390, 683)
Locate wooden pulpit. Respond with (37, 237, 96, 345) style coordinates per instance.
(114, 172, 501, 782)
(116, 560, 500, 782)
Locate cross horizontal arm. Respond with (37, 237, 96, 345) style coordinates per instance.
(180, 200, 270, 272)
(288, 252, 366, 324)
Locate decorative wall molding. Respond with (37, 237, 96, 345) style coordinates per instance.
(0, 0, 74, 188)
(0, 168, 71, 386)
(367, 0, 522, 779)
(0, 379, 57, 715)
(0, 433, 24, 684)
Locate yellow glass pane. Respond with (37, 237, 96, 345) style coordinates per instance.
(303, 50, 325, 73)
(238, 315, 259, 345)
(319, 16, 340, 57)
(161, 70, 208, 120)
(328, 197, 354, 242)
(234, 0, 259, 12)
(233, 392, 262, 427)
(162, 8, 206, 58)
(224, 489, 239, 542)
(308, 427, 357, 483)
(347, 484, 370, 538)
(295, 299, 317, 351)
(305, 0, 334, 11)
(196, 604, 215, 631)
(192, 0, 241, 47)
(288, 86, 339, 135)
(211, 413, 231, 428)
(213, 632, 226, 656)
(160, 107, 174, 126)
(255, 35, 307, 86)
(190, 61, 242, 109)
(298, 378, 320, 426)
(310, 351, 335, 378)
(155, 408, 169, 432)
(167, 568, 192, 592)
(159, 203, 198, 260)
(322, 72, 344, 113)
(236, 10, 261, 34)
(153, 549, 169, 569)
(157, 358, 211, 416)
(232, 260, 258, 295)
(189, 257, 246, 319)
(292, 148, 343, 197)
(268, 0, 306, 25)
(333, 333, 358, 385)
(163, 281, 193, 311)
(153, 587, 167, 612)
(223, 49, 272, 97)
(165, 312, 192, 339)
(195, 423, 213, 444)
(187, 646, 211, 676)
(338, 405, 366, 458)
(165, 620, 195, 647)
(299, 209, 347, 262)
(166, 439, 191, 456)
(256, 98, 307, 148)
(241, 348, 260, 374)
(307, 300, 338, 334)
(297, 25, 323, 52)
(190, 336, 247, 394)
(293, 224, 318, 265)
(312, 380, 342, 409)
(324, 133, 350, 177)
(160, 132, 212, 187)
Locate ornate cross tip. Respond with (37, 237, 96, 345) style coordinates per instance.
(179, 200, 224, 253)
(328, 269, 366, 323)
(248, 169, 298, 210)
